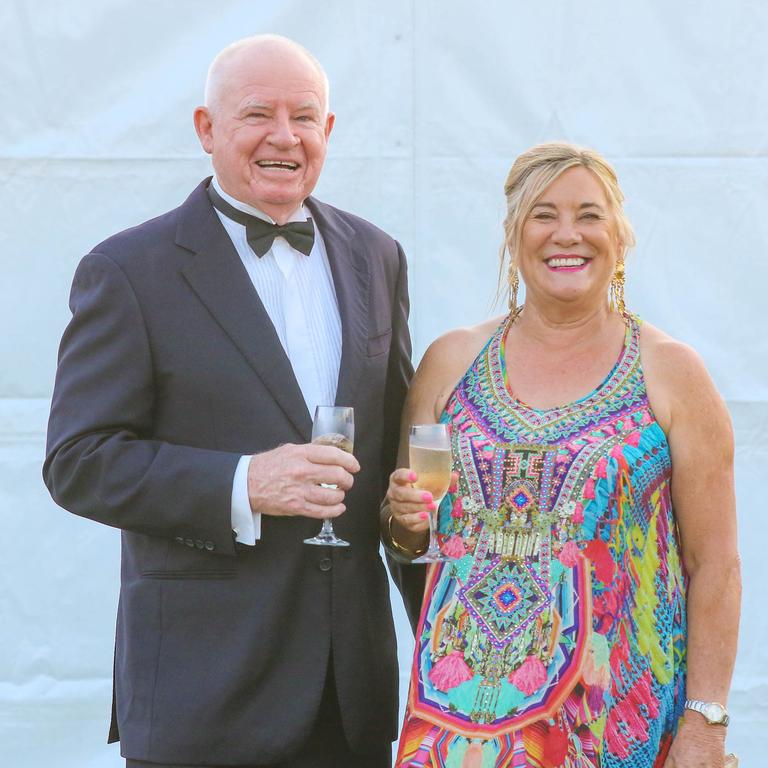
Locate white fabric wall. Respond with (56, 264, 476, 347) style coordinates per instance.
(2, 1, 765, 764)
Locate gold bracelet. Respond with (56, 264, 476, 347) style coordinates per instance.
(387, 512, 427, 558)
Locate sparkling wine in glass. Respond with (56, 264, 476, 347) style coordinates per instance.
(409, 423, 451, 563)
(304, 405, 354, 547)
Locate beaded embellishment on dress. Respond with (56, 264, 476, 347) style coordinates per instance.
(396, 315, 687, 768)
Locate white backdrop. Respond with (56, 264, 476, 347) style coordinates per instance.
(1, 1, 766, 765)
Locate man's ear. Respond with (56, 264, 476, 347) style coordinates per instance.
(193, 107, 214, 155)
(324, 111, 335, 141)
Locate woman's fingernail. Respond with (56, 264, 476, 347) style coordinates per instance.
(420, 512, 429, 520)
(427, 502, 437, 511)
(421, 492, 433, 503)
(408, 471, 417, 482)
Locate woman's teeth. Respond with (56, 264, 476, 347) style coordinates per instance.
(548, 257, 586, 268)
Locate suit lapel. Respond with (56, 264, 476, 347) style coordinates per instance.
(307, 198, 370, 410)
(176, 182, 312, 440)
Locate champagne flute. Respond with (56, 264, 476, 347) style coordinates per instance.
(409, 423, 452, 563)
(304, 405, 354, 547)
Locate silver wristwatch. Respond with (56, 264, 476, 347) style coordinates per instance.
(684, 699, 730, 726)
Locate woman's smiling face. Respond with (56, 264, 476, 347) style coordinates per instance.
(518, 166, 622, 310)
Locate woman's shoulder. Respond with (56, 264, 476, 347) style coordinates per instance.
(639, 320, 708, 380)
(638, 320, 725, 433)
(412, 315, 506, 418)
(420, 315, 505, 375)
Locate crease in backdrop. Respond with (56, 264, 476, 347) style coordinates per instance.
(1, 1, 765, 765)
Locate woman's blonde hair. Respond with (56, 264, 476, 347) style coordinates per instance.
(498, 142, 636, 307)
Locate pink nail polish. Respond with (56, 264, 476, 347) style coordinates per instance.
(420, 512, 429, 520)
(421, 492, 433, 503)
(427, 502, 437, 511)
(408, 471, 417, 483)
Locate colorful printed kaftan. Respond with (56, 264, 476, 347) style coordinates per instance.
(396, 316, 687, 768)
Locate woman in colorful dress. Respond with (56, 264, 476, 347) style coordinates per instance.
(383, 143, 740, 768)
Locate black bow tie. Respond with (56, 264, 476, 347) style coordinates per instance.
(208, 185, 315, 257)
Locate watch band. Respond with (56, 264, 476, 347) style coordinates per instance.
(684, 698, 730, 726)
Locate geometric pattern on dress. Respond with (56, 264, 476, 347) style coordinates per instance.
(458, 558, 550, 649)
(396, 314, 688, 766)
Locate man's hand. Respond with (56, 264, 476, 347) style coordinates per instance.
(247, 443, 360, 519)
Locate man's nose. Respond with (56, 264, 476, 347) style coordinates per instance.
(267, 115, 300, 148)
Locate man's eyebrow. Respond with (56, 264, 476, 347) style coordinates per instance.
(239, 101, 271, 112)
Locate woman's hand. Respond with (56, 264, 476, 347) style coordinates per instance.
(386, 467, 434, 535)
(663, 718, 727, 767)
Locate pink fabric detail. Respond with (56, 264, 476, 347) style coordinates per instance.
(572, 502, 584, 524)
(610, 444, 625, 460)
(625, 431, 641, 447)
(428, 651, 473, 692)
(542, 723, 570, 766)
(558, 540, 581, 567)
(587, 684, 605, 713)
(442, 535, 467, 559)
(595, 456, 609, 479)
(593, 587, 621, 634)
(451, 496, 464, 519)
(605, 668, 660, 758)
(462, 743, 483, 768)
(583, 539, 615, 585)
(583, 477, 596, 500)
(508, 654, 547, 695)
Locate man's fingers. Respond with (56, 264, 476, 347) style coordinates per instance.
(306, 443, 360, 473)
(305, 484, 345, 506)
(302, 501, 345, 519)
(309, 465, 355, 491)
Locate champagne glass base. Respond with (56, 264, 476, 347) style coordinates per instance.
(304, 533, 350, 547)
(411, 548, 445, 564)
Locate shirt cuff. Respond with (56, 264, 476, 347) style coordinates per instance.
(231, 454, 261, 544)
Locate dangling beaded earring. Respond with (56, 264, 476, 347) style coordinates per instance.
(610, 259, 626, 317)
(507, 254, 520, 314)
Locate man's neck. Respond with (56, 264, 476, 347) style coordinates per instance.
(211, 177, 306, 224)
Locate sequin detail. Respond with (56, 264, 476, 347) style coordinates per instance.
(396, 316, 686, 768)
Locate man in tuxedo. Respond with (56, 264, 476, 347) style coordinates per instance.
(44, 34, 422, 767)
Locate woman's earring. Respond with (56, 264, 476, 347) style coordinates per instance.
(508, 258, 519, 313)
(610, 259, 626, 316)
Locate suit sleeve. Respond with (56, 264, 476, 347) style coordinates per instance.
(43, 251, 241, 556)
(381, 241, 426, 632)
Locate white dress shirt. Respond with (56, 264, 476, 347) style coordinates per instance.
(210, 178, 342, 543)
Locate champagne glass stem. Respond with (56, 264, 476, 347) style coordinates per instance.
(426, 496, 443, 553)
(320, 519, 335, 538)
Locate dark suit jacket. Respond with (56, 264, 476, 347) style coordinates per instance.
(43, 179, 424, 764)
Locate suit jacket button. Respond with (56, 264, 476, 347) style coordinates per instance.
(185, 538, 194, 548)
(195, 539, 204, 549)
(318, 557, 332, 572)
(174, 537, 184, 545)
(204, 541, 215, 551)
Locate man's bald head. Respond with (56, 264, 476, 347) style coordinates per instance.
(204, 34, 330, 117)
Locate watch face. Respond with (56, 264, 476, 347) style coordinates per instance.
(703, 703, 727, 723)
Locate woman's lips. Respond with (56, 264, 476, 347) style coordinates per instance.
(546, 256, 589, 271)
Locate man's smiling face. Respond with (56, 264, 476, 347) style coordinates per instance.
(195, 41, 334, 224)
